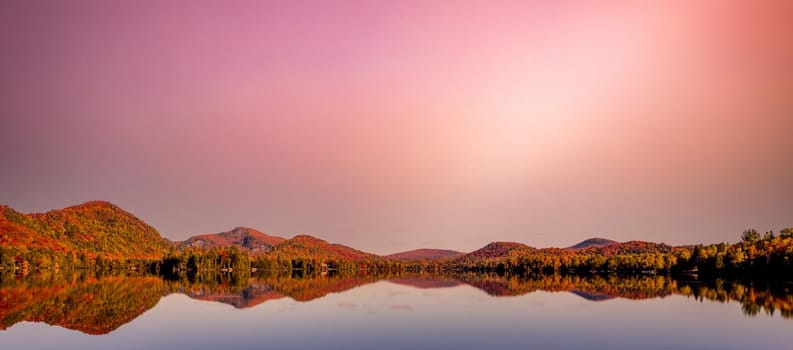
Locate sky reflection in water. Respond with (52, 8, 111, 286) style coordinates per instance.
(1, 273, 791, 350)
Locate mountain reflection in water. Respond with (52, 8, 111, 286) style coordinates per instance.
(1, 271, 791, 335)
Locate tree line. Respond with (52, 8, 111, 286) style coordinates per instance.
(2, 228, 792, 279)
(449, 228, 793, 278)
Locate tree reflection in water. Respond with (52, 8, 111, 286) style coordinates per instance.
(1, 270, 790, 335)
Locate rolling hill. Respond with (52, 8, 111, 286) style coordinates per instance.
(462, 242, 536, 259)
(568, 238, 617, 250)
(2, 199, 781, 279)
(386, 249, 465, 261)
(268, 235, 379, 261)
(578, 240, 674, 256)
(0, 206, 68, 252)
(0, 201, 171, 259)
(453, 242, 536, 265)
(178, 227, 285, 256)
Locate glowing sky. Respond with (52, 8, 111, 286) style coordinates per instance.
(1, 1, 791, 254)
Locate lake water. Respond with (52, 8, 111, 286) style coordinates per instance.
(1, 272, 791, 350)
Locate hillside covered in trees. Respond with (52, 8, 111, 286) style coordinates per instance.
(177, 226, 285, 255)
(568, 238, 618, 250)
(386, 249, 465, 261)
(1, 201, 792, 279)
(0, 201, 172, 269)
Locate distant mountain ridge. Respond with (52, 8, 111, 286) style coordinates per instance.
(568, 238, 617, 250)
(0, 200, 706, 267)
(386, 249, 465, 261)
(580, 240, 674, 256)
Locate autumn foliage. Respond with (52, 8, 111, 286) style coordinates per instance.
(1, 201, 791, 281)
(2, 270, 791, 335)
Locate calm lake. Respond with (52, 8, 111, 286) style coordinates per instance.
(1, 271, 791, 350)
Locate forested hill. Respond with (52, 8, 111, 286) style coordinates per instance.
(386, 249, 465, 261)
(1, 201, 791, 278)
(0, 201, 171, 261)
(453, 242, 536, 265)
(568, 238, 617, 250)
(178, 227, 285, 255)
(268, 235, 379, 261)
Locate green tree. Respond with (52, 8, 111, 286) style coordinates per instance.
(741, 229, 760, 244)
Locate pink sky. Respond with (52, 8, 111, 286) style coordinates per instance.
(1, 1, 792, 254)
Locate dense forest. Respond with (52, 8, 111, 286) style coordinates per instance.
(1, 201, 791, 279)
(4, 228, 792, 281)
(450, 228, 793, 278)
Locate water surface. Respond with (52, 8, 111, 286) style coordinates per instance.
(1, 272, 790, 349)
